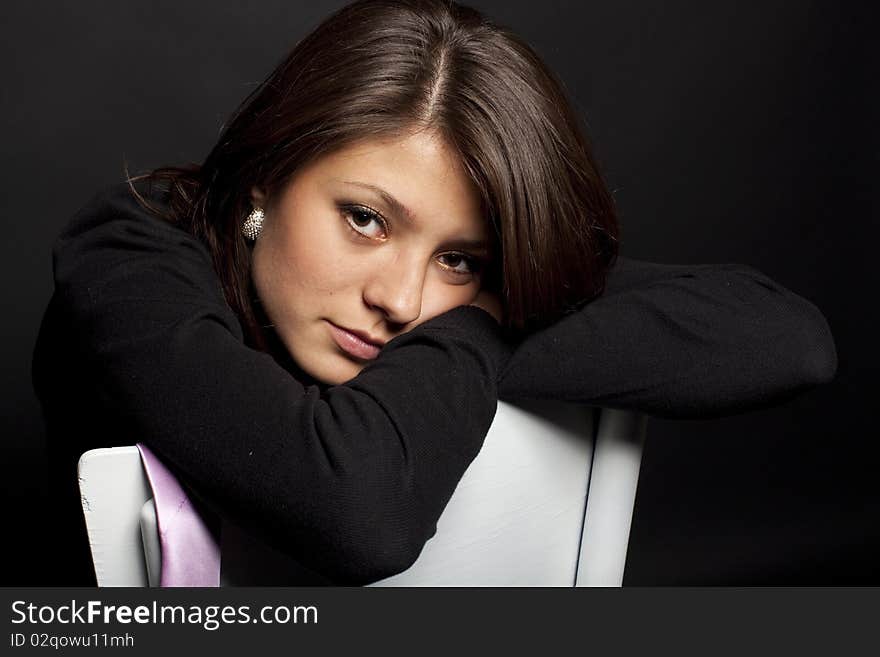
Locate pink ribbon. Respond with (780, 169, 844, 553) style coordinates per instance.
(136, 443, 221, 587)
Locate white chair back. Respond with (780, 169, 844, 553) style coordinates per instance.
(77, 401, 646, 586)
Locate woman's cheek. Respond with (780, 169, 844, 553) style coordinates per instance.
(253, 242, 306, 325)
(416, 279, 480, 324)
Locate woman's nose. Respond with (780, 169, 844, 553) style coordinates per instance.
(362, 257, 425, 326)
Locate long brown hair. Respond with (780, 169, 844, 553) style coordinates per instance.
(131, 0, 618, 348)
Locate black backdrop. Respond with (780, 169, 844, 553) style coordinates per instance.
(2, 0, 876, 585)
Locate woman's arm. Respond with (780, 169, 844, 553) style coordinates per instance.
(498, 257, 837, 418)
(41, 184, 510, 584)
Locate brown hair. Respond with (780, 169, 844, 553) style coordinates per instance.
(131, 0, 618, 348)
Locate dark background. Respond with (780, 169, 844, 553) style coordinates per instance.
(2, 0, 876, 584)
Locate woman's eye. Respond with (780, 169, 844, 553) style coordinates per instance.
(343, 206, 387, 239)
(438, 253, 480, 276)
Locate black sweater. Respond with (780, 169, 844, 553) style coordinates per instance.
(32, 184, 837, 585)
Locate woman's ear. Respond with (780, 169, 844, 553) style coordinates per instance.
(250, 186, 267, 208)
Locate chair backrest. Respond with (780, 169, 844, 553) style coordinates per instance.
(77, 445, 153, 586)
(77, 401, 646, 587)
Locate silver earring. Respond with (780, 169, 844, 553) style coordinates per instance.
(242, 207, 264, 241)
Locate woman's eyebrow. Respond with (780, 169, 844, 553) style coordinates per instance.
(441, 238, 491, 255)
(335, 179, 416, 224)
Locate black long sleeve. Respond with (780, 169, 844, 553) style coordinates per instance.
(33, 184, 511, 584)
(498, 257, 838, 418)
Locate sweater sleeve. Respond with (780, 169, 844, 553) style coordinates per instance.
(497, 256, 837, 419)
(49, 185, 511, 584)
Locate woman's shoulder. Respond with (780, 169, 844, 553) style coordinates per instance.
(42, 182, 235, 351)
(58, 181, 190, 247)
(53, 181, 214, 293)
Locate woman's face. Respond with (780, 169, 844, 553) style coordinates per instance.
(251, 130, 490, 385)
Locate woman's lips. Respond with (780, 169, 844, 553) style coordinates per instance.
(327, 322, 383, 360)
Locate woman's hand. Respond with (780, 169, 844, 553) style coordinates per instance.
(470, 289, 503, 323)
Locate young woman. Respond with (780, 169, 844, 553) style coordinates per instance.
(33, 0, 836, 585)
